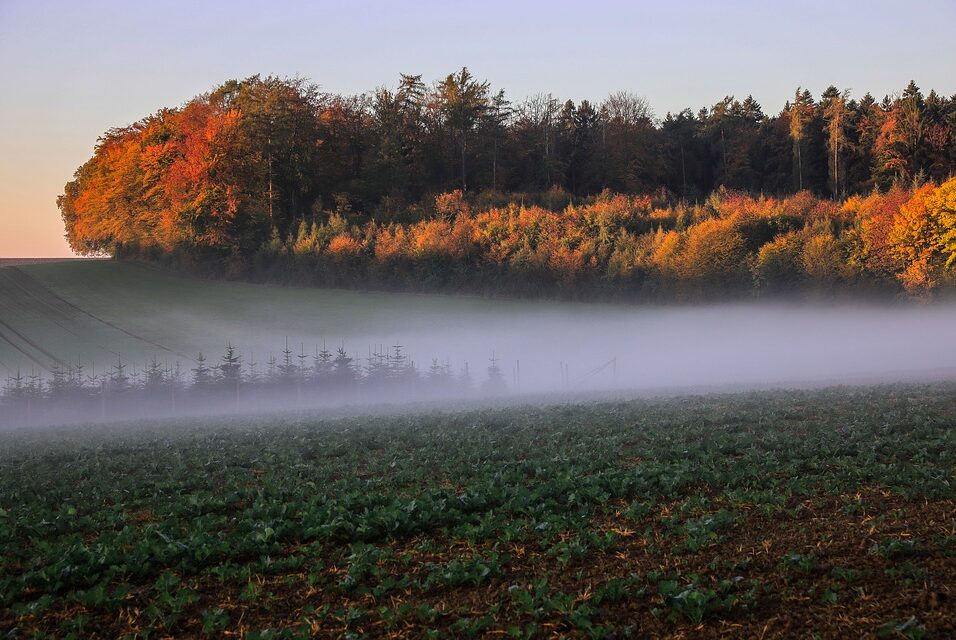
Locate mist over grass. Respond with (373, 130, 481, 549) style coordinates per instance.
(2, 260, 956, 427)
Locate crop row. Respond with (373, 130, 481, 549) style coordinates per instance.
(1, 383, 954, 637)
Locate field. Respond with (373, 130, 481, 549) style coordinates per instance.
(0, 260, 562, 376)
(2, 384, 955, 638)
(5, 260, 956, 399)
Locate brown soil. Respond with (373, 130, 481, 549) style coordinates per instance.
(7, 486, 954, 638)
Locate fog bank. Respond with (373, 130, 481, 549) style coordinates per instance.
(5, 289, 956, 428)
(387, 301, 956, 392)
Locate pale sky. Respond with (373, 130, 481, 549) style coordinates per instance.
(1, 0, 954, 257)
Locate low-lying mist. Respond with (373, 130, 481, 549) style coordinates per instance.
(411, 301, 956, 392)
(5, 298, 956, 428)
(217, 300, 956, 393)
(209, 299, 956, 393)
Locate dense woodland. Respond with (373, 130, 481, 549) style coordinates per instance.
(58, 72, 956, 298)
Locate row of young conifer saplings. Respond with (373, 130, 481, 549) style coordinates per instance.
(0, 342, 512, 425)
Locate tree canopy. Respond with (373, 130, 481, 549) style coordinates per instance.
(58, 72, 956, 298)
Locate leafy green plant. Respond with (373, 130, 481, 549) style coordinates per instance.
(870, 538, 918, 559)
(877, 616, 925, 640)
(3, 383, 956, 636)
(201, 608, 230, 635)
(780, 552, 817, 574)
(655, 578, 737, 624)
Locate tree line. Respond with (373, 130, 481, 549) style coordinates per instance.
(0, 341, 509, 427)
(57, 72, 956, 297)
(141, 181, 954, 298)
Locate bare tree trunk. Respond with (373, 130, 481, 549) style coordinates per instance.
(833, 143, 838, 197)
(267, 143, 274, 223)
(461, 135, 467, 192)
(492, 134, 497, 191)
(721, 127, 728, 184)
(680, 141, 687, 199)
(797, 142, 803, 191)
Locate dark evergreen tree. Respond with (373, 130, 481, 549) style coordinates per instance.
(191, 352, 215, 391)
(482, 354, 507, 395)
(220, 343, 242, 387)
(332, 347, 356, 388)
(109, 357, 131, 393)
(312, 343, 333, 387)
(278, 339, 298, 385)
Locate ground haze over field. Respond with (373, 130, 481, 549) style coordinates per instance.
(2, 261, 955, 415)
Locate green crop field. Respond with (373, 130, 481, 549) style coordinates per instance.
(0, 260, 572, 377)
(2, 384, 955, 638)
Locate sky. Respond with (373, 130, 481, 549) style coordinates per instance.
(1, 0, 954, 258)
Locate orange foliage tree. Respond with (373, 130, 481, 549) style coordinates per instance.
(889, 179, 956, 293)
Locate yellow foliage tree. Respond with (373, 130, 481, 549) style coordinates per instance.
(933, 178, 956, 271)
(326, 234, 362, 259)
(801, 231, 848, 287)
(889, 181, 956, 292)
(650, 228, 683, 280)
(678, 218, 747, 287)
(753, 232, 803, 292)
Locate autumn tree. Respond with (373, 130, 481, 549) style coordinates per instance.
(600, 92, 657, 193)
(58, 73, 956, 300)
(211, 76, 325, 237)
(788, 88, 813, 191)
(922, 90, 955, 181)
(753, 232, 803, 293)
(703, 96, 767, 191)
(842, 185, 910, 281)
(890, 178, 956, 292)
(802, 230, 848, 288)
(678, 217, 748, 293)
(846, 93, 880, 192)
(438, 67, 490, 192)
(511, 93, 562, 190)
(875, 81, 927, 185)
(661, 109, 706, 199)
(481, 89, 512, 191)
(822, 87, 851, 197)
(366, 74, 428, 205)
(938, 178, 956, 272)
(164, 100, 244, 249)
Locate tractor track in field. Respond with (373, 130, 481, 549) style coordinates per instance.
(0, 268, 122, 359)
(3, 268, 193, 362)
(0, 317, 62, 370)
(0, 326, 49, 370)
(0, 349, 13, 374)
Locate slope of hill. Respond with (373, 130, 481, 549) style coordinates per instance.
(0, 260, 568, 377)
(3, 260, 956, 395)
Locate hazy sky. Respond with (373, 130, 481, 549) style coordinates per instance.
(1, 0, 954, 257)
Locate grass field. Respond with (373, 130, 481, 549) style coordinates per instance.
(5, 260, 956, 397)
(0, 260, 570, 377)
(1, 384, 954, 638)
